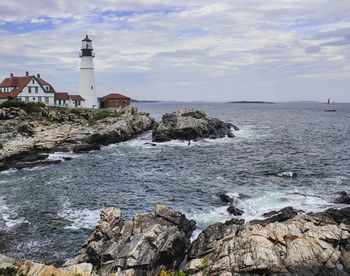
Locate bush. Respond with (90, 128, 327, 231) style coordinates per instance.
(88, 110, 112, 125)
(0, 99, 45, 114)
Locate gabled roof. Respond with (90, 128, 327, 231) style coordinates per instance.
(69, 95, 85, 101)
(101, 93, 130, 100)
(0, 74, 56, 96)
(54, 92, 70, 101)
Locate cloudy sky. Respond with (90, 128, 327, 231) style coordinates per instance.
(0, 0, 349, 102)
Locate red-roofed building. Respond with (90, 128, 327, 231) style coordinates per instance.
(0, 72, 85, 108)
(99, 93, 131, 108)
(0, 72, 55, 105)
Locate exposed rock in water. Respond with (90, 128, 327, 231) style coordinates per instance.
(152, 108, 237, 142)
(186, 207, 350, 275)
(67, 205, 196, 276)
(0, 106, 155, 171)
(218, 192, 234, 203)
(277, 171, 298, 178)
(14, 159, 62, 170)
(334, 191, 350, 204)
(227, 205, 244, 216)
(252, 206, 300, 226)
(0, 254, 92, 276)
(72, 143, 101, 153)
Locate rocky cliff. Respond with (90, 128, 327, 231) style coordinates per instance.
(0, 106, 154, 171)
(1, 206, 350, 275)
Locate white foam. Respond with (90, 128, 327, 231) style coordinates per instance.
(0, 197, 28, 227)
(47, 152, 77, 161)
(0, 168, 18, 175)
(58, 202, 100, 230)
(187, 190, 342, 237)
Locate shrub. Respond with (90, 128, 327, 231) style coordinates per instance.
(88, 110, 112, 125)
(0, 99, 45, 114)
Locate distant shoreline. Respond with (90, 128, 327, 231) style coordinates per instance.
(228, 101, 275, 104)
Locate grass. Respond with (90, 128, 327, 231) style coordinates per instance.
(0, 99, 45, 114)
(88, 110, 112, 125)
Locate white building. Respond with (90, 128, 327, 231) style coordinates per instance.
(0, 72, 55, 105)
(0, 72, 85, 107)
(78, 35, 98, 108)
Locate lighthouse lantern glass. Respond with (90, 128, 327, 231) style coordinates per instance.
(82, 41, 92, 49)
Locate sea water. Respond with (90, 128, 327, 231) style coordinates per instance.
(0, 102, 349, 264)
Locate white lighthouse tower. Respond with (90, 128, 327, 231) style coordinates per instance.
(79, 35, 98, 108)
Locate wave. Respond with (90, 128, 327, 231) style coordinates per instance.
(0, 197, 28, 227)
(57, 202, 100, 230)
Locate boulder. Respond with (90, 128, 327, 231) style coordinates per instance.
(334, 191, 350, 204)
(227, 205, 244, 216)
(186, 207, 350, 275)
(218, 192, 234, 204)
(68, 205, 195, 276)
(152, 109, 236, 142)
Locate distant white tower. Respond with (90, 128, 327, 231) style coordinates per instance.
(79, 35, 98, 108)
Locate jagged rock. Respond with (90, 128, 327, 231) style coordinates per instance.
(14, 159, 62, 170)
(0, 254, 93, 276)
(186, 207, 350, 275)
(227, 205, 244, 216)
(152, 108, 236, 142)
(334, 191, 350, 204)
(218, 192, 234, 203)
(16, 123, 34, 136)
(0, 106, 154, 171)
(68, 205, 195, 276)
(251, 206, 299, 226)
(72, 143, 101, 153)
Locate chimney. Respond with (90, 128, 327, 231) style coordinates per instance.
(37, 73, 40, 79)
(10, 73, 13, 78)
(25, 71, 29, 76)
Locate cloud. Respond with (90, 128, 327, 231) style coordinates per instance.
(0, 0, 349, 101)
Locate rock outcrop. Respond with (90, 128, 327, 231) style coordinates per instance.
(334, 191, 350, 204)
(186, 207, 350, 275)
(152, 108, 237, 142)
(0, 106, 154, 171)
(0, 254, 92, 276)
(67, 205, 196, 276)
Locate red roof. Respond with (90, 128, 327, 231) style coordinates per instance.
(54, 92, 70, 100)
(101, 93, 130, 100)
(0, 74, 56, 97)
(69, 95, 85, 101)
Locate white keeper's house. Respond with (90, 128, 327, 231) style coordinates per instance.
(0, 71, 85, 107)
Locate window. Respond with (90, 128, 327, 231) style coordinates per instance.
(28, 87, 32, 93)
(59, 100, 62, 105)
(38, 97, 42, 102)
(33, 97, 35, 101)
(45, 97, 49, 103)
(32, 79, 35, 84)
(46, 86, 50, 91)
(35, 87, 38, 93)
(91, 85, 93, 90)
(25, 97, 29, 102)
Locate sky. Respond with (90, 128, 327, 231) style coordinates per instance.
(0, 0, 349, 102)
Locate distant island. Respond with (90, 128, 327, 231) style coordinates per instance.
(228, 101, 275, 104)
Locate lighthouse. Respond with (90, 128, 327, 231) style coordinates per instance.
(79, 35, 98, 108)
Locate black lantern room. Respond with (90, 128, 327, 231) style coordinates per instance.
(80, 35, 94, 57)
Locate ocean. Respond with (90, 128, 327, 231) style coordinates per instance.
(0, 102, 349, 264)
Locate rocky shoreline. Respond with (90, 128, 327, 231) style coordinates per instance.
(1, 205, 350, 275)
(0, 106, 155, 172)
